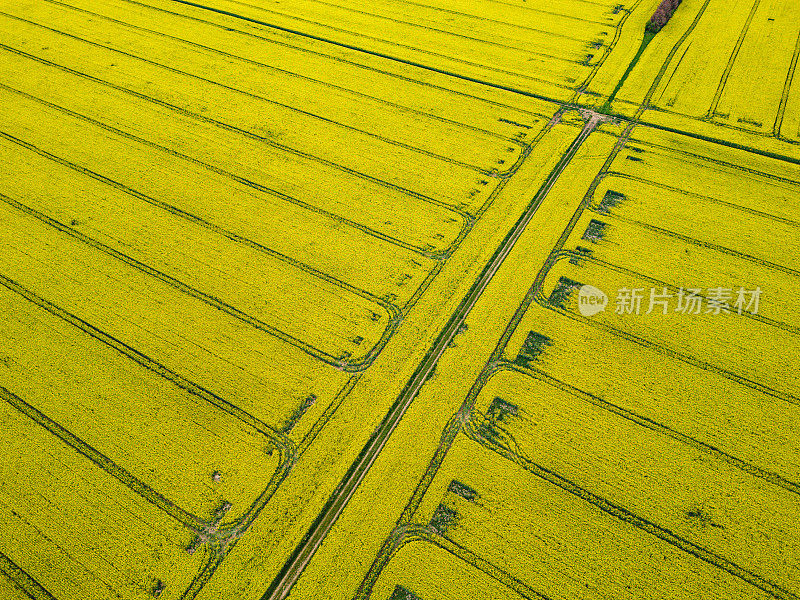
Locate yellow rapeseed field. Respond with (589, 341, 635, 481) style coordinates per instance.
(1, 0, 797, 599)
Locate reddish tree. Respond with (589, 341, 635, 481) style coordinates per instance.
(646, 0, 682, 33)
